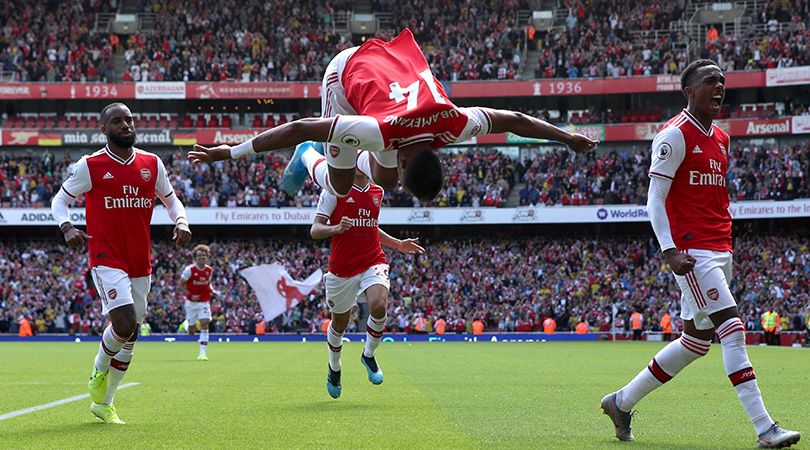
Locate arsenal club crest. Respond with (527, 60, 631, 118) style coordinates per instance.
(108, 289, 117, 300)
(372, 196, 379, 206)
(140, 168, 151, 181)
(707, 288, 719, 301)
(329, 144, 340, 158)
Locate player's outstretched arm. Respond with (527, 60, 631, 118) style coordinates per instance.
(482, 108, 599, 154)
(378, 228, 425, 255)
(188, 117, 335, 164)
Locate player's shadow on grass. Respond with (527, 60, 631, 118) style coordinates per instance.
(286, 401, 377, 412)
(604, 438, 755, 450)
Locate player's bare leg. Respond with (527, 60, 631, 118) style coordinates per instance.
(361, 285, 388, 385)
(326, 310, 351, 399)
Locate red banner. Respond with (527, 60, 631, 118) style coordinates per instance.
(2, 130, 39, 145)
(449, 71, 766, 98)
(0, 70, 775, 99)
(187, 82, 320, 99)
(727, 118, 792, 136)
(194, 129, 264, 145)
(0, 84, 134, 99)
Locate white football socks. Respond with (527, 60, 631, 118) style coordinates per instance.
(104, 342, 133, 405)
(327, 324, 343, 371)
(364, 314, 386, 358)
(199, 330, 209, 356)
(717, 318, 773, 434)
(94, 324, 129, 372)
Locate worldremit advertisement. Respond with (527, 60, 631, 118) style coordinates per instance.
(3, 200, 809, 226)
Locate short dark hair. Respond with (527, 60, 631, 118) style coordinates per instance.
(101, 102, 128, 124)
(680, 59, 720, 98)
(401, 148, 444, 205)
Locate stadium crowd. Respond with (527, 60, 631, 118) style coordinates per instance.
(530, 0, 808, 81)
(1, 139, 808, 209)
(3, 0, 808, 83)
(2, 230, 809, 340)
(0, 0, 117, 82)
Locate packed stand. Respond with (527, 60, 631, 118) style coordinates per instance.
(513, 140, 810, 206)
(530, 0, 809, 80)
(372, 0, 527, 81)
(0, 147, 517, 209)
(123, 0, 352, 82)
(2, 230, 809, 339)
(0, 0, 117, 82)
(2, 141, 809, 209)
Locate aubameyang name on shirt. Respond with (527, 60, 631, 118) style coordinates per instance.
(383, 108, 460, 128)
(688, 159, 726, 187)
(104, 185, 153, 209)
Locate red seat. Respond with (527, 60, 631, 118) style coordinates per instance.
(87, 117, 98, 128)
(195, 115, 206, 128)
(265, 115, 276, 128)
(57, 116, 67, 128)
(44, 116, 56, 128)
(277, 114, 287, 126)
(158, 116, 168, 129)
(207, 115, 219, 128)
(169, 116, 179, 128)
(221, 115, 231, 128)
(181, 116, 192, 128)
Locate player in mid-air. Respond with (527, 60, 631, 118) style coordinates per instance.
(310, 156, 423, 398)
(189, 28, 598, 205)
(600, 60, 800, 449)
(52, 102, 191, 424)
(178, 244, 217, 361)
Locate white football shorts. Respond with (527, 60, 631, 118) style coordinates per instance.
(324, 264, 390, 314)
(184, 300, 212, 324)
(674, 249, 737, 330)
(91, 265, 151, 322)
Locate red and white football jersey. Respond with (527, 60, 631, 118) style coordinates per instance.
(315, 183, 386, 278)
(326, 29, 492, 152)
(649, 109, 731, 252)
(59, 146, 176, 277)
(181, 263, 214, 302)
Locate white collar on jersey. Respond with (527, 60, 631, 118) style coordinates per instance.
(680, 109, 714, 137)
(104, 145, 136, 165)
(352, 183, 371, 192)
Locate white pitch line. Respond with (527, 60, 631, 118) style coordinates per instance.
(0, 382, 139, 421)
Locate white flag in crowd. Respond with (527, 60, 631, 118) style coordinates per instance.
(240, 262, 323, 322)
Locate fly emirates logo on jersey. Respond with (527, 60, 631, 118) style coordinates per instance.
(351, 208, 379, 228)
(689, 159, 726, 187)
(104, 185, 153, 209)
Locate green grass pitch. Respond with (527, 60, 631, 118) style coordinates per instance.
(0, 340, 806, 450)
